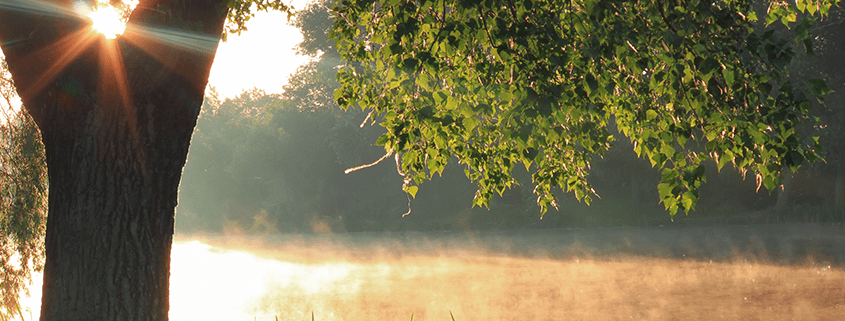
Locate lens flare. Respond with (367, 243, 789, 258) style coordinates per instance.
(86, 3, 125, 39)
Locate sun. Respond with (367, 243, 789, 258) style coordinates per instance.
(86, 3, 126, 39)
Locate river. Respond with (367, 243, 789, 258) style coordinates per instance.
(19, 224, 845, 320)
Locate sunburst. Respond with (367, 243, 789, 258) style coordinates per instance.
(4, 0, 218, 103)
(86, 2, 126, 39)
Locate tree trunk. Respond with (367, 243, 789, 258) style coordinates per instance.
(773, 167, 792, 217)
(0, 1, 227, 319)
(836, 161, 845, 220)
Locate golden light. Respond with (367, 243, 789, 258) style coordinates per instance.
(19, 235, 845, 320)
(86, 2, 126, 39)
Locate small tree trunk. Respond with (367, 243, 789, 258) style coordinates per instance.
(835, 161, 845, 220)
(773, 168, 792, 218)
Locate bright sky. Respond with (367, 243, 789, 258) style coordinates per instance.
(208, 0, 314, 98)
(1, 0, 313, 122)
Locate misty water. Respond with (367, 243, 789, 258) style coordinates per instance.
(19, 224, 845, 320)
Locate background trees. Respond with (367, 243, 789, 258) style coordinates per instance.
(0, 56, 47, 321)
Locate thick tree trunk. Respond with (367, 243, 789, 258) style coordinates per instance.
(39, 82, 188, 319)
(0, 1, 227, 319)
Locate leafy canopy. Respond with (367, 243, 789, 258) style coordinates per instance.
(331, 0, 838, 216)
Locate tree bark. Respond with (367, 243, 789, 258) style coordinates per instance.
(836, 161, 845, 220)
(0, 1, 227, 319)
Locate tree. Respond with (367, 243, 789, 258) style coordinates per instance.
(177, 83, 400, 234)
(0, 56, 48, 321)
(175, 88, 280, 233)
(0, 0, 289, 319)
(332, 0, 840, 217)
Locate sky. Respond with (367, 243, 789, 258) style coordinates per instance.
(1, 0, 312, 122)
(208, 0, 314, 98)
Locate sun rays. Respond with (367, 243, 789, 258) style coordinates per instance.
(0, 0, 225, 174)
(85, 2, 127, 39)
(0, 0, 226, 112)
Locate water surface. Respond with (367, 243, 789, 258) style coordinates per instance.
(20, 224, 845, 320)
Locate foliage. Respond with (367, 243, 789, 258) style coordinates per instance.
(222, 0, 296, 40)
(291, 0, 338, 57)
(177, 88, 280, 232)
(0, 57, 47, 321)
(180, 1, 531, 234)
(102, 0, 296, 41)
(282, 1, 347, 113)
(176, 0, 845, 234)
(283, 57, 345, 112)
(790, 6, 845, 163)
(331, 0, 840, 217)
(177, 88, 402, 233)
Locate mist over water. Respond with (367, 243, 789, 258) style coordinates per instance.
(176, 224, 844, 320)
(19, 224, 845, 320)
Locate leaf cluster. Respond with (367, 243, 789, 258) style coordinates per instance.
(221, 0, 296, 40)
(330, 0, 838, 216)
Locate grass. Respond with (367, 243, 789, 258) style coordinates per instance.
(288, 311, 456, 321)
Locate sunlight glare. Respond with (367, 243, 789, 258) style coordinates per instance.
(169, 241, 361, 321)
(85, 2, 125, 39)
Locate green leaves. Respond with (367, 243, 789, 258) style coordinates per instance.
(794, 0, 838, 16)
(331, 0, 834, 218)
(0, 108, 48, 320)
(404, 185, 419, 198)
(722, 69, 735, 88)
(224, 0, 295, 37)
(809, 78, 833, 97)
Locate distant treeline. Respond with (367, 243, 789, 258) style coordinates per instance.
(175, 88, 843, 234)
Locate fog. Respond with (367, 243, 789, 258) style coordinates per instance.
(183, 225, 844, 320)
(20, 225, 842, 320)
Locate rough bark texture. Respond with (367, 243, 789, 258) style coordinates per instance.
(0, 1, 227, 319)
